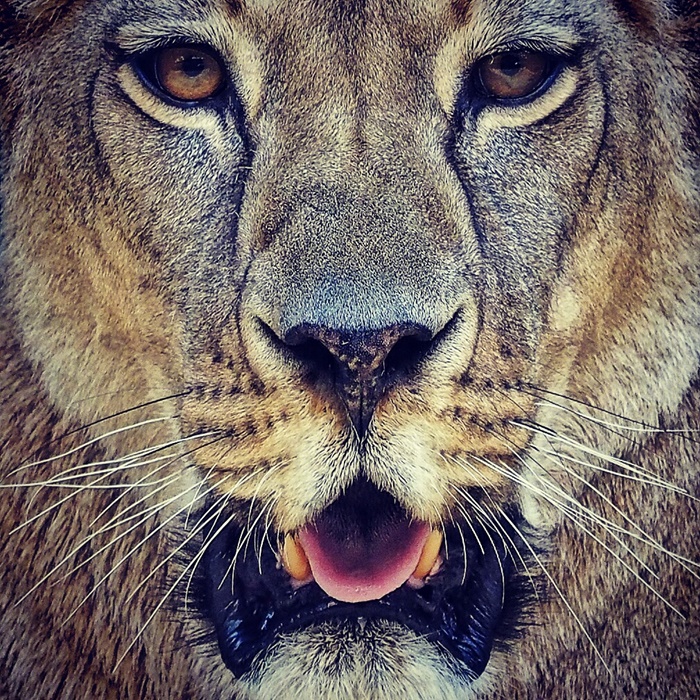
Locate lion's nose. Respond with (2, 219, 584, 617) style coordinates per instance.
(280, 321, 437, 435)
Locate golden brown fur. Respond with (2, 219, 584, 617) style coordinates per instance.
(0, 0, 699, 698)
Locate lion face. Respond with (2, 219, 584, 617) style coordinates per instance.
(1, 0, 698, 698)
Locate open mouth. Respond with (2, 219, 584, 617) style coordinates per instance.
(203, 479, 525, 681)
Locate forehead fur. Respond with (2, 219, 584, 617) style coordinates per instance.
(1, 0, 695, 40)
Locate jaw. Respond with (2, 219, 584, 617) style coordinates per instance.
(244, 620, 480, 700)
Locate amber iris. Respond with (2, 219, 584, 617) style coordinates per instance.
(154, 46, 224, 102)
(478, 50, 551, 100)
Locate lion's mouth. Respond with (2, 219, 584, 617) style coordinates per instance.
(203, 480, 521, 681)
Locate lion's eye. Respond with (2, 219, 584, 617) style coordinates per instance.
(477, 51, 553, 101)
(138, 45, 226, 103)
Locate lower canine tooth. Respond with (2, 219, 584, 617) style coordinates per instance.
(412, 529, 444, 580)
(282, 534, 311, 581)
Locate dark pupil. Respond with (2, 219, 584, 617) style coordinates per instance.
(497, 53, 525, 76)
(181, 55, 206, 78)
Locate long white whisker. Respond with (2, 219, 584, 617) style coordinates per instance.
(477, 450, 690, 614)
(521, 384, 699, 437)
(112, 493, 238, 672)
(36, 431, 220, 488)
(514, 420, 696, 500)
(11, 433, 225, 535)
(59, 474, 227, 626)
(451, 493, 497, 586)
(222, 465, 283, 593)
(472, 424, 700, 575)
(449, 456, 540, 597)
(449, 466, 533, 603)
(88, 434, 228, 530)
(127, 466, 268, 611)
(6, 416, 178, 477)
(498, 507, 612, 675)
(534, 398, 700, 435)
(534, 443, 687, 493)
(14, 472, 185, 608)
(524, 445, 700, 575)
(543, 489, 686, 617)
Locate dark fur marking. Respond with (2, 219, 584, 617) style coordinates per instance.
(226, 0, 243, 16)
(611, 0, 659, 35)
(451, 0, 471, 25)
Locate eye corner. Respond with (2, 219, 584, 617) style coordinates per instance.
(104, 39, 129, 63)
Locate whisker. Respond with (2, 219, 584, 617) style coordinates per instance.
(539, 484, 686, 617)
(455, 488, 494, 588)
(258, 496, 280, 575)
(9, 432, 225, 534)
(522, 383, 700, 441)
(451, 430, 600, 635)
(127, 484, 233, 609)
(226, 500, 274, 593)
(477, 449, 692, 613)
(479, 421, 700, 572)
(87, 433, 227, 530)
(439, 465, 485, 558)
(10, 469, 129, 535)
(497, 507, 612, 675)
(112, 491, 239, 672)
(15, 471, 185, 608)
(57, 438, 231, 576)
(534, 442, 688, 494)
(474, 451, 660, 569)
(530, 449, 700, 577)
(448, 463, 536, 601)
(534, 397, 698, 436)
(132, 465, 270, 612)
(10, 454, 181, 535)
(59, 474, 230, 628)
(448, 453, 545, 604)
(513, 419, 695, 497)
(6, 416, 179, 478)
(2, 439, 184, 491)
(40, 431, 221, 488)
(221, 465, 283, 594)
(25, 390, 191, 465)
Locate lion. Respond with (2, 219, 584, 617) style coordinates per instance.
(0, 0, 698, 698)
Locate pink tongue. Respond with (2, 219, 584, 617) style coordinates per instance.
(297, 520, 430, 603)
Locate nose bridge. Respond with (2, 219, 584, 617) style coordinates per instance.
(257, 182, 461, 338)
(230, 5, 480, 436)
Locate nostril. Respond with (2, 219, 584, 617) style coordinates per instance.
(257, 319, 341, 386)
(280, 322, 436, 384)
(287, 337, 337, 382)
(383, 334, 434, 378)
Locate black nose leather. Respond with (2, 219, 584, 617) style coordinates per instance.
(283, 322, 435, 435)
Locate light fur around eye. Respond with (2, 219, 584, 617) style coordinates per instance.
(473, 66, 580, 137)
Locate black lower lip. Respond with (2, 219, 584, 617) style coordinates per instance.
(203, 517, 525, 682)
